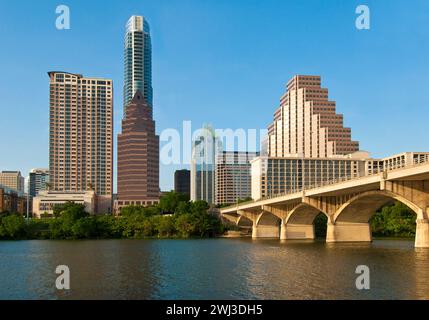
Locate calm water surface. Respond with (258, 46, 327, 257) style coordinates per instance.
(0, 238, 428, 300)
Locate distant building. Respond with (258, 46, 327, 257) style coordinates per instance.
(0, 171, 24, 194)
(215, 151, 259, 205)
(29, 168, 49, 197)
(32, 190, 97, 218)
(0, 185, 27, 214)
(48, 71, 113, 213)
(174, 170, 190, 197)
(115, 91, 159, 214)
(190, 127, 222, 204)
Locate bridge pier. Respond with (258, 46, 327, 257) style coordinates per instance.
(415, 219, 429, 248)
(252, 222, 280, 239)
(326, 222, 372, 243)
(280, 222, 315, 240)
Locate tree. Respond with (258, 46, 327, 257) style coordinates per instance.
(0, 214, 26, 239)
(176, 201, 191, 215)
(370, 202, 416, 237)
(156, 215, 176, 237)
(175, 214, 195, 237)
(190, 200, 209, 215)
(71, 217, 97, 239)
(159, 191, 189, 214)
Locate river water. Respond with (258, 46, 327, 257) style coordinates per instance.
(0, 238, 428, 300)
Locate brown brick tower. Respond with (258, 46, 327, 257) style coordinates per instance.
(115, 91, 159, 213)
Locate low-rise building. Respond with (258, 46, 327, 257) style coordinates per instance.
(32, 190, 97, 218)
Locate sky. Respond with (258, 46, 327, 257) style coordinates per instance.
(0, 0, 428, 191)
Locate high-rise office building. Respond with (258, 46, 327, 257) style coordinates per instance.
(251, 75, 363, 200)
(115, 91, 159, 213)
(268, 75, 359, 158)
(48, 71, 113, 212)
(174, 169, 190, 198)
(215, 151, 259, 205)
(0, 171, 24, 194)
(29, 168, 49, 197)
(124, 15, 153, 115)
(190, 127, 222, 204)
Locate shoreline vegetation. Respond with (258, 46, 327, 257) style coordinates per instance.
(0, 192, 417, 241)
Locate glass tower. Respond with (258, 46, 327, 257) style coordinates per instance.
(124, 15, 153, 116)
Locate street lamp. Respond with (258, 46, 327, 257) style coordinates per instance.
(26, 176, 30, 222)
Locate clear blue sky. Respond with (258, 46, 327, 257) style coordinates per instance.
(0, 0, 428, 191)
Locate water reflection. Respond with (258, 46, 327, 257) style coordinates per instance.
(0, 239, 428, 299)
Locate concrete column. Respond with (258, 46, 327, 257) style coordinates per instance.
(283, 224, 315, 240)
(326, 222, 372, 243)
(415, 219, 429, 248)
(252, 221, 280, 239)
(280, 221, 287, 240)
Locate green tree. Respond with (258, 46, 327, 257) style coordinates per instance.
(159, 191, 189, 213)
(156, 215, 176, 237)
(71, 217, 97, 239)
(175, 213, 195, 237)
(176, 201, 191, 215)
(0, 214, 26, 239)
(370, 202, 416, 237)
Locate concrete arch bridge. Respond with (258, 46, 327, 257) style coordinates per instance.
(221, 162, 429, 247)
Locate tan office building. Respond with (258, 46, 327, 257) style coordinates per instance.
(268, 75, 359, 158)
(0, 171, 25, 194)
(250, 75, 364, 200)
(48, 71, 113, 213)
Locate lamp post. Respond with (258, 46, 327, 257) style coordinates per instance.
(26, 176, 30, 222)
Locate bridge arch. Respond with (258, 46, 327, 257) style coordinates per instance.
(256, 211, 281, 227)
(236, 215, 253, 228)
(285, 203, 331, 225)
(333, 190, 424, 224)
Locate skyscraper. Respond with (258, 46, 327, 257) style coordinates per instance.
(115, 91, 159, 213)
(48, 72, 113, 210)
(29, 168, 49, 197)
(251, 75, 364, 200)
(268, 75, 359, 158)
(190, 126, 222, 204)
(124, 15, 153, 115)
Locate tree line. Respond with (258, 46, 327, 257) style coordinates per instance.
(0, 192, 227, 240)
(0, 194, 417, 240)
